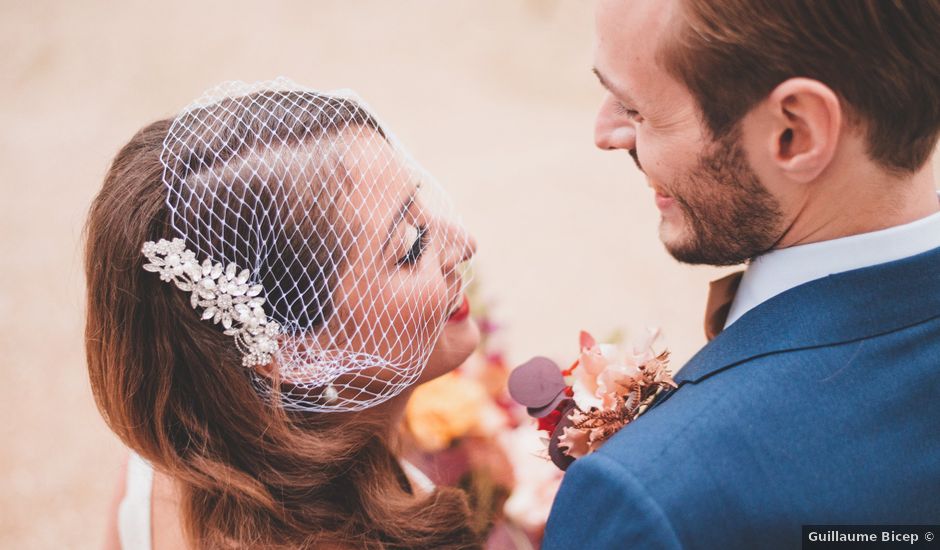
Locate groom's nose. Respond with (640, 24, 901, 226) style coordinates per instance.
(595, 96, 636, 151)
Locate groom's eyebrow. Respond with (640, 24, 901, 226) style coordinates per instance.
(592, 67, 638, 106)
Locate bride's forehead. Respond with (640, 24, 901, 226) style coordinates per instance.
(336, 137, 421, 229)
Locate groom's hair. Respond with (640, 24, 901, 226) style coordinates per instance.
(658, 0, 940, 174)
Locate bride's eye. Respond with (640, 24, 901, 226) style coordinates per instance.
(397, 223, 429, 266)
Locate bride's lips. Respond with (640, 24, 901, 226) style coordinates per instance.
(447, 295, 471, 323)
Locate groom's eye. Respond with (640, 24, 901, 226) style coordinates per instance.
(397, 224, 430, 267)
(614, 101, 641, 120)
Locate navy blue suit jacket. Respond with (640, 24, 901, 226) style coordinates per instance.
(543, 246, 940, 549)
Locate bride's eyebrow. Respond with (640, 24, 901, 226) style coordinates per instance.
(382, 188, 419, 252)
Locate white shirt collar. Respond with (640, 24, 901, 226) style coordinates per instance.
(725, 194, 940, 328)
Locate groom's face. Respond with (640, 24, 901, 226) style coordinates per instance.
(593, 0, 784, 266)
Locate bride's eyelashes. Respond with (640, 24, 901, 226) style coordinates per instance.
(397, 223, 430, 267)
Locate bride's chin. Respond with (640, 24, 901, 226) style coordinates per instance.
(418, 318, 481, 384)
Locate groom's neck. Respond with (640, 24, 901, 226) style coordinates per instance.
(773, 153, 938, 250)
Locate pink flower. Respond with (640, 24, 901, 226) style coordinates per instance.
(498, 425, 563, 531)
(571, 331, 621, 409)
(596, 362, 639, 407)
(630, 326, 662, 365)
(571, 328, 665, 412)
(557, 425, 591, 458)
(571, 376, 603, 411)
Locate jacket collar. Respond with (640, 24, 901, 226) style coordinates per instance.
(675, 245, 940, 385)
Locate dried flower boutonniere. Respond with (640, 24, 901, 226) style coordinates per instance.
(508, 330, 676, 470)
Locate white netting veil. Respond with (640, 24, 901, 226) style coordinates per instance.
(151, 78, 474, 412)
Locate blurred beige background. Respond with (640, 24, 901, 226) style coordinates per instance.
(1, 1, 938, 547)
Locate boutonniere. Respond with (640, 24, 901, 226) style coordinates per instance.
(508, 330, 676, 470)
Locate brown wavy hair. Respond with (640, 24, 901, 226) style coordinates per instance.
(85, 91, 480, 549)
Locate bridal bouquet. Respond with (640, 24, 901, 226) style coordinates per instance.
(400, 284, 675, 547)
(402, 284, 563, 548)
(508, 330, 676, 470)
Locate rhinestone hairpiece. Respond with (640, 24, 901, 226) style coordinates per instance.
(141, 238, 281, 367)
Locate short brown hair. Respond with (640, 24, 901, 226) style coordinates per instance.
(660, 0, 940, 173)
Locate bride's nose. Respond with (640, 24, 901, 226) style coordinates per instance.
(438, 220, 476, 274)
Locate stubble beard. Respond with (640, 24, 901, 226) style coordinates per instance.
(663, 131, 785, 266)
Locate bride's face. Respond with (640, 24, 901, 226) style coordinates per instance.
(326, 129, 479, 396)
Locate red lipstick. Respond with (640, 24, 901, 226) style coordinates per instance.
(447, 295, 471, 323)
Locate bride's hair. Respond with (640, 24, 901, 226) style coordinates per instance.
(85, 91, 479, 549)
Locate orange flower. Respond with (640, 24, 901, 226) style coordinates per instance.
(405, 372, 508, 452)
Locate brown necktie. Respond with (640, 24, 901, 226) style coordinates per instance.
(704, 271, 744, 341)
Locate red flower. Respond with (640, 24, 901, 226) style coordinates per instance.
(537, 407, 563, 434)
(560, 359, 580, 377)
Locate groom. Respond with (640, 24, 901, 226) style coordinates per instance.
(543, 1, 940, 548)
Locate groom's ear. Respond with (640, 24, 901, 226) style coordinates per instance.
(749, 78, 843, 184)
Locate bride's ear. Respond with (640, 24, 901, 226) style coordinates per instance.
(747, 77, 843, 184)
(253, 360, 277, 379)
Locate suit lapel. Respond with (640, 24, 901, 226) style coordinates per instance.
(674, 245, 940, 386)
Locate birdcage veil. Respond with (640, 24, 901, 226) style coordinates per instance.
(142, 78, 473, 412)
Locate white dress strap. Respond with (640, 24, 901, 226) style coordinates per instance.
(399, 458, 436, 495)
(118, 451, 154, 550)
(116, 452, 429, 549)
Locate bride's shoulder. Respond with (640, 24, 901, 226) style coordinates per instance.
(151, 466, 187, 550)
(116, 452, 154, 550)
(108, 451, 187, 550)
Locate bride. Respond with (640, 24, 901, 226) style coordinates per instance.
(86, 80, 481, 549)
